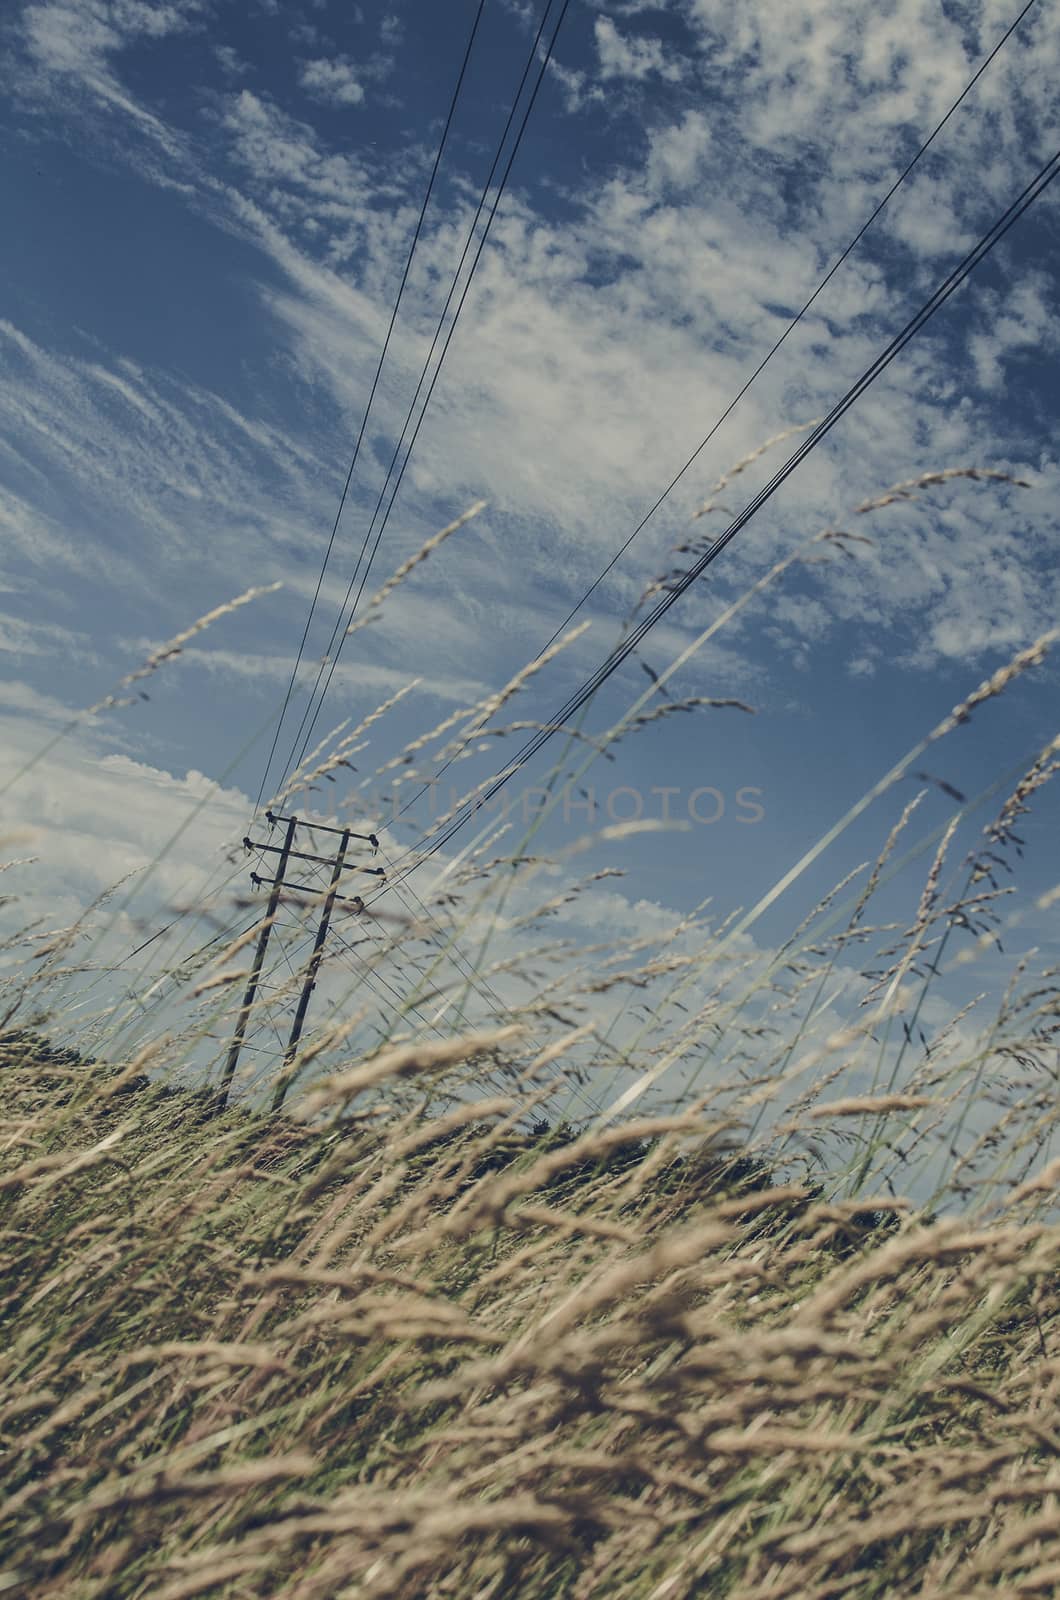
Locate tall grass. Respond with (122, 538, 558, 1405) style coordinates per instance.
(1, 462, 1058, 1597)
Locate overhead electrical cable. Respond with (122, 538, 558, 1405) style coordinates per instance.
(253, 843, 608, 1116)
(245, 901, 452, 1050)
(137, 0, 1032, 987)
(252, 0, 490, 817)
(529, 0, 1041, 661)
(386, 0, 1040, 827)
(270, 817, 612, 1112)
(46, 0, 1041, 1036)
(113, 3, 1039, 1085)
(368, 142, 1060, 902)
(331, 939, 445, 1040)
(272, 0, 572, 800)
(380, 846, 544, 1032)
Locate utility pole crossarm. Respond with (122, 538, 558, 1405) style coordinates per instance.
(245, 838, 384, 874)
(247, 874, 367, 913)
(246, 838, 384, 876)
(266, 810, 378, 847)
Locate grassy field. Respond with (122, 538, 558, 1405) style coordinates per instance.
(2, 474, 1059, 1597)
(1, 1021, 1058, 1599)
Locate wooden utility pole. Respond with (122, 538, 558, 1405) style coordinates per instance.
(220, 812, 382, 1114)
(217, 815, 297, 1113)
(272, 827, 351, 1112)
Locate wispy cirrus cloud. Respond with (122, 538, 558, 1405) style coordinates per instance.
(1, 0, 1057, 916)
(15, 0, 203, 158)
(0, 318, 327, 573)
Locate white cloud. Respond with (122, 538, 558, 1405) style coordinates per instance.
(221, 90, 381, 240)
(594, 16, 686, 82)
(214, 42, 249, 77)
(682, 0, 1060, 196)
(645, 109, 713, 191)
(0, 709, 250, 954)
(191, 141, 1060, 702)
(2, 0, 1059, 842)
(547, 58, 604, 114)
(0, 612, 97, 666)
(299, 56, 365, 108)
(17, 0, 202, 159)
(0, 317, 330, 581)
(0, 681, 98, 723)
(0, 483, 92, 576)
(176, 643, 484, 708)
(966, 277, 1057, 394)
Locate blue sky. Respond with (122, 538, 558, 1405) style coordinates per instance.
(0, 0, 1058, 1101)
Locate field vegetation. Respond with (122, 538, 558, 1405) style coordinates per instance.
(1, 467, 1058, 1597)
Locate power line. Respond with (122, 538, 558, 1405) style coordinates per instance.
(531, 0, 1041, 661)
(327, 922, 455, 1042)
(388, 0, 1040, 828)
(255, 0, 586, 1100)
(109, 3, 1041, 1096)
(379, 846, 520, 1023)
(253, 0, 490, 817)
(371, 141, 1060, 901)
(257, 11, 1041, 1107)
(122, 0, 562, 1036)
(370, 844, 614, 1119)
(259, 844, 608, 1117)
(47, 1, 1041, 1047)
(272, 0, 572, 801)
(248, 853, 464, 1045)
(240, 879, 507, 1088)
